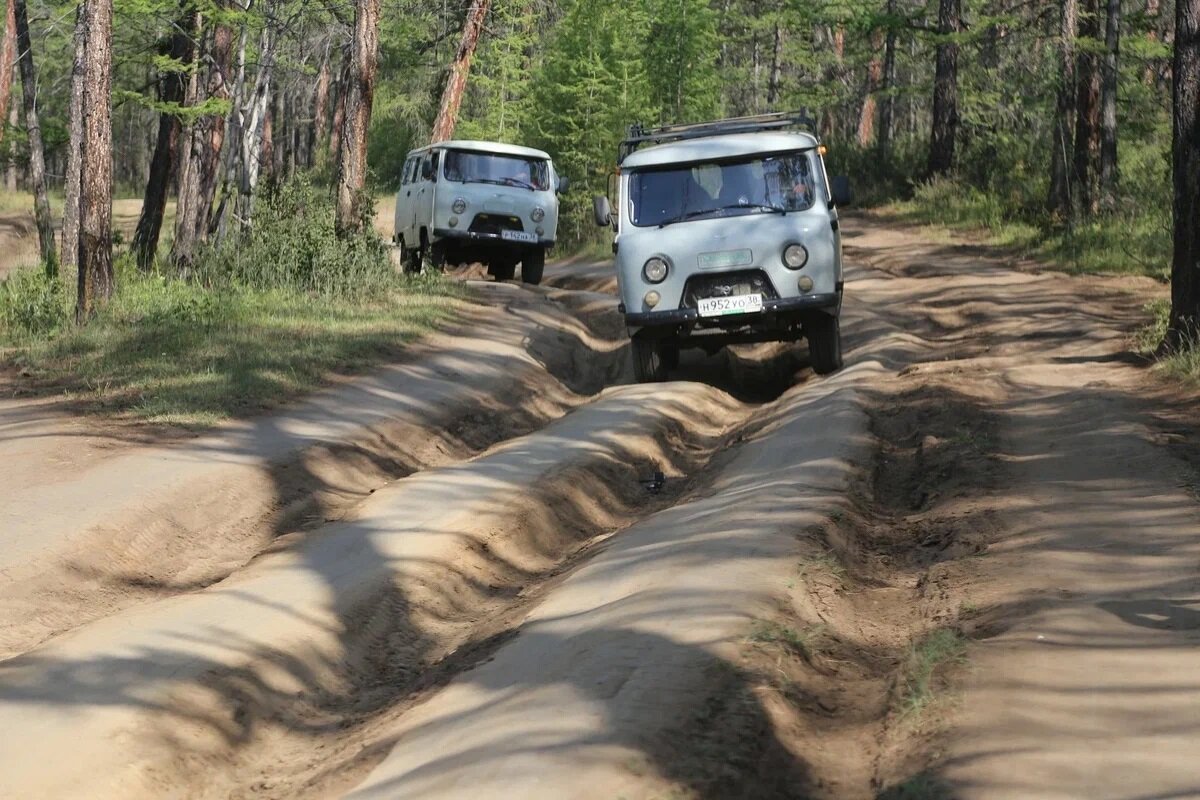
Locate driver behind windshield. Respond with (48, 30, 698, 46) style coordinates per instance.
(630, 153, 817, 226)
(444, 151, 549, 190)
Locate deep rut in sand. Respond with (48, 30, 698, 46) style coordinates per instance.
(0, 284, 630, 661)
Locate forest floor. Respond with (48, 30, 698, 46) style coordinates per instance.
(0, 213, 1198, 799)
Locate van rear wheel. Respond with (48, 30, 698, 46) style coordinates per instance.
(521, 247, 545, 285)
(631, 333, 670, 383)
(806, 313, 844, 375)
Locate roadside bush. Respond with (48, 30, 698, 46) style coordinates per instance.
(0, 268, 69, 339)
(823, 136, 927, 206)
(192, 177, 396, 298)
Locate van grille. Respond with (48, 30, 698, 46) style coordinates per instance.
(681, 269, 779, 309)
(469, 214, 525, 235)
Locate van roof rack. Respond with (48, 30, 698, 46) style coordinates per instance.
(618, 110, 819, 163)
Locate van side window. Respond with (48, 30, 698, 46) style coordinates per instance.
(429, 152, 440, 183)
(402, 157, 416, 185)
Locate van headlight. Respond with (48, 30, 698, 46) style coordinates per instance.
(531, 206, 546, 223)
(452, 197, 468, 214)
(783, 244, 809, 269)
(643, 257, 669, 284)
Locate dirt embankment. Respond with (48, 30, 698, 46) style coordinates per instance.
(2, 215, 1198, 800)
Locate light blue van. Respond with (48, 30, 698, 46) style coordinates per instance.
(395, 140, 569, 285)
(593, 112, 851, 381)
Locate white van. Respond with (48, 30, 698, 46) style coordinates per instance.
(593, 112, 851, 381)
(393, 140, 568, 285)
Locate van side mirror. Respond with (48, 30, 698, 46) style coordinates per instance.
(593, 196, 613, 228)
(557, 175, 570, 194)
(830, 176, 852, 207)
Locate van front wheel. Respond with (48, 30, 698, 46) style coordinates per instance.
(521, 247, 545, 285)
(631, 333, 670, 383)
(428, 242, 447, 272)
(806, 313, 844, 375)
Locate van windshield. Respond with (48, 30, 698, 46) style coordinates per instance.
(629, 151, 817, 227)
(444, 150, 550, 191)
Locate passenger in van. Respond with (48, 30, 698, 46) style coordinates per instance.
(717, 165, 755, 207)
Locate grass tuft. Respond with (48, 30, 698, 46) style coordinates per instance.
(1133, 299, 1200, 383)
(896, 628, 967, 719)
(747, 620, 826, 659)
(797, 551, 847, 582)
(878, 771, 956, 800)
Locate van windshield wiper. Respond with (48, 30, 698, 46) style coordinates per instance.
(464, 177, 536, 190)
(657, 203, 787, 228)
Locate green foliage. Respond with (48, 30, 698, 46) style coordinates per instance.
(1135, 300, 1200, 384)
(524, 0, 657, 244)
(1134, 299, 1170, 355)
(878, 772, 956, 800)
(456, 0, 541, 143)
(644, 0, 720, 123)
(0, 268, 69, 339)
(1, 258, 463, 428)
(191, 177, 397, 298)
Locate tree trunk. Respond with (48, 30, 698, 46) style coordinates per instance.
(1166, 0, 1200, 345)
(329, 56, 347, 168)
(1146, 0, 1161, 84)
(879, 0, 898, 154)
(13, 0, 54, 268)
(928, 0, 961, 176)
(430, 0, 489, 143)
(1098, 0, 1121, 208)
(334, 0, 381, 235)
(196, 18, 233, 237)
(1072, 0, 1103, 217)
(60, 5, 85, 272)
(75, 0, 113, 322)
(858, 28, 885, 147)
(237, 12, 277, 222)
(0, 0, 16, 153)
(4, 92, 15, 191)
(132, 2, 196, 268)
(1049, 0, 1079, 217)
(766, 19, 782, 107)
(173, 13, 232, 267)
(310, 46, 330, 164)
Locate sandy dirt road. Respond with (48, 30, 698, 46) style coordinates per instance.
(1, 214, 1198, 799)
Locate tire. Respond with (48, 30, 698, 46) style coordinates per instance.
(631, 333, 670, 383)
(806, 313, 844, 375)
(489, 260, 516, 281)
(399, 237, 421, 275)
(428, 240, 446, 272)
(521, 247, 546, 285)
(662, 342, 680, 371)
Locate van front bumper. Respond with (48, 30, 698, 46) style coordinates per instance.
(624, 292, 840, 328)
(433, 228, 555, 247)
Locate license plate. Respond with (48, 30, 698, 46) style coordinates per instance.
(697, 294, 764, 318)
(501, 230, 538, 243)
